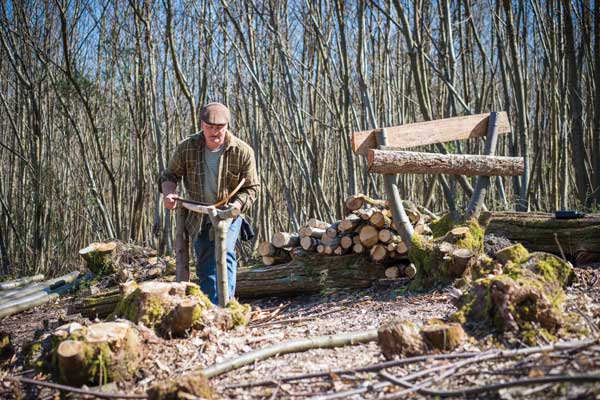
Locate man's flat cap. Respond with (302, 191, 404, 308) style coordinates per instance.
(200, 102, 230, 125)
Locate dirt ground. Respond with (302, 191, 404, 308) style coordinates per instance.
(1, 266, 600, 399)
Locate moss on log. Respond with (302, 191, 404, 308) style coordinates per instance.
(147, 372, 213, 400)
(482, 211, 600, 263)
(236, 253, 386, 298)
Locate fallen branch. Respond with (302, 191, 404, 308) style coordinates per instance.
(203, 329, 378, 379)
(3, 375, 147, 399)
(223, 351, 485, 389)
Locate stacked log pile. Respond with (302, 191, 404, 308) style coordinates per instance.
(256, 194, 429, 280)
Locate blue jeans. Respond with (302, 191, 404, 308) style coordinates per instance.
(194, 217, 242, 305)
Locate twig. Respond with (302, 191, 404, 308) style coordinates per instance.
(223, 351, 486, 389)
(251, 307, 345, 328)
(382, 371, 600, 398)
(3, 375, 147, 399)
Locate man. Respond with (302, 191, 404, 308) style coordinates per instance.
(159, 102, 259, 304)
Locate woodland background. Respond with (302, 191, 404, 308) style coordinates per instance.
(0, 0, 599, 277)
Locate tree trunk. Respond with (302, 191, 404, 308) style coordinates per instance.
(236, 253, 386, 298)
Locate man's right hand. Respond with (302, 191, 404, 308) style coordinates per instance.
(164, 193, 178, 209)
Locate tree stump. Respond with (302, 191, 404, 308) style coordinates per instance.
(79, 242, 117, 276)
(54, 321, 142, 386)
(110, 281, 250, 337)
(378, 319, 427, 359)
(421, 323, 465, 351)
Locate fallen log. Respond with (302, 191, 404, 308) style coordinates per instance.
(236, 253, 386, 298)
(482, 211, 600, 263)
(0, 274, 45, 291)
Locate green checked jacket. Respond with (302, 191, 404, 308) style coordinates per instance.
(159, 131, 260, 236)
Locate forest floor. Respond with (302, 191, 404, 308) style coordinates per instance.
(1, 265, 600, 399)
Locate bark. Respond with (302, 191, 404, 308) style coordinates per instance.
(236, 253, 386, 298)
(369, 150, 524, 176)
(482, 211, 600, 263)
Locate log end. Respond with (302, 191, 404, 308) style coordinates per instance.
(378, 319, 427, 359)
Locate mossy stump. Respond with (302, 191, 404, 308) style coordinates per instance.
(0, 331, 14, 363)
(452, 246, 574, 344)
(79, 241, 117, 276)
(110, 281, 250, 337)
(409, 215, 484, 290)
(147, 372, 213, 400)
(55, 321, 142, 386)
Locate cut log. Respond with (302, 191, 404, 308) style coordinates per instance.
(370, 245, 388, 263)
(0, 274, 45, 291)
(352, 112, 511, 155)
(340, 235, 355, 249)
(355, 207, 376, 221)
(482, 211, 600, 263)
(339, 214, 362, 232)
(334, 246, 349, 256)
(299, 226, 326, 239)
(385, 266, 400, 279)
(378, 229, 396, 244)
(307, 218, 330, 230)
(56, 321, 142, 386)
(316, 244, 326, 254)
(352, 243, 365, 254)
(257, 242, 288, 258)
(272, 232, 300, 248)
(300, 237, 319, 251)
(368, 150, 524, 176)
(401, 263, 417, 279)
(323, 246, 334, 256)
(369, 211, 391, 229)
(79, 241, 118, 276)
(236, 254, 386, 297)
(345, 194, 388, 211)
(358, 225, 379, 248)
(396, 241, 409, 255)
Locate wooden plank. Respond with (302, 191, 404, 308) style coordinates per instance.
(368, 149, 524, 176)
(352, 112, 511, 155)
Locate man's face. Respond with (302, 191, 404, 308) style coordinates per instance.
(202, 121, 228, 150)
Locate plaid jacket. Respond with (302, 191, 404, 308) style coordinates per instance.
(159, 131, 260, 236)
